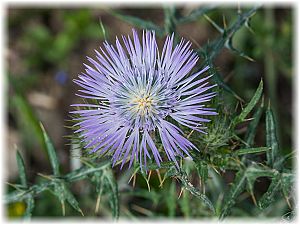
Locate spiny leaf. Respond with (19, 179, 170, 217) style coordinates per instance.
(109, 10, 164, 35)
(53, 181, 84, 216)
(103, 168, 119, 220)
(40, 123, 60, 176)
(244, 97, 264, 146)
(235, 147, 270, 156)
(219, 170, 247, 219)
(85, 162, 105, 214)
(258, 173, 281, 209)
(232, 79, 263, 127)
(4, 162, 111, 204)
(266, 104, 280, 168)
(16, 151, 27, 188)
(65, 160, 110, 182)
(176, 170, 215, 213)
(244, 164, 277, 205)
(16, 151, 35, 219)
(177, 6, 216, 24)
(201, 6, 260, 61)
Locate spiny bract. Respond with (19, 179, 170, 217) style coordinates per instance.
(71, 29, 217, 170)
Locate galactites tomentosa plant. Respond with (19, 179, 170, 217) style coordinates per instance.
(71, 29, 217, 170)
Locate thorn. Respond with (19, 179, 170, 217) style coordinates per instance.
(145, 178, 151, 192)
(147, 170, 152, 182)
(95, 194, 101, 214)
(79, 208, 84, 216)
(128, 168, 138, 185)
(178, 187, 184, 199)
(39, 122, 47, 135)
(37, 173, 53, 180)
(223, 14, 227, 29)
(204, 14, 223, 33)
(61, 200, 65, 216)
(243, 54, 255, 62)
(6, 182, 20, 190)
(156, 169, 162, 184)
(187, 128, 196, 139)
(159, 175, 167, 188)
(285, 196, 292, 209)
(244, 117, 255, 122)
(133, 173, 136, 188)
(250, 192, 257, 206)
(210, 165, 220, 175)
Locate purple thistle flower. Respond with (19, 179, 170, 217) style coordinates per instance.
(71, 29, 217, 170)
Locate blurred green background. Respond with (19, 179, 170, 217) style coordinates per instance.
(6, 5, 293, 218)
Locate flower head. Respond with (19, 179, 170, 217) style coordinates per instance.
(71, 29, 217, 170)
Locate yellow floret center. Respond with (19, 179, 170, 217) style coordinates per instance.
(132, 95, 153, 115)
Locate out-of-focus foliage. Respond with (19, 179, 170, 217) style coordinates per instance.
(6, 6, 293, 221)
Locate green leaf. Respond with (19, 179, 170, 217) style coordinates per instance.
(235, 147, 270, 156)
(219, 170, 247, 219)
(109, 10, 164, 35)
(53, 181, 84, 216)
(16, 151, 27, 188)
(65, 160, 110, 182)
(103, 168, 119, 220)
(258, 173, 281, 209)
(176, 170, 215, 213)
(232, 79, 263, 127)
(266, 104, 280, 168)
(244, 164, 276, 205)
(40, 123, 60, 176)
(244, 97, 264, 146)
(201, 6, 260, 61)
(16, 151, 35, 219)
